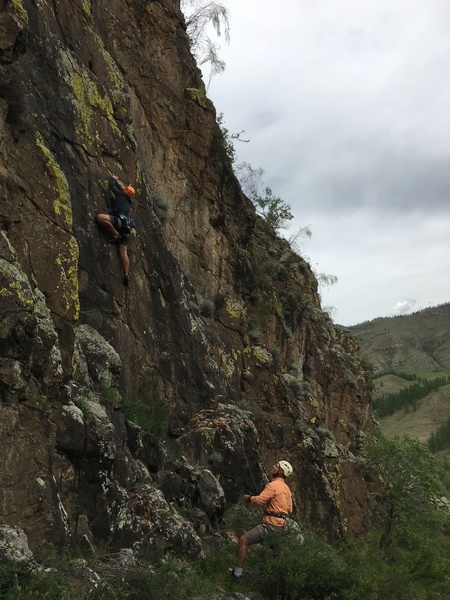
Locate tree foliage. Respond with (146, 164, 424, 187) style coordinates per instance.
(181, 1, 230, 88)
(235, 161, 294, 231)
(428, 415, 450, 452)
(373, 376, 450, 417)
(368, 436, 448, 552)
(254, 186, 294, 231)
(212, 112, 236, 164)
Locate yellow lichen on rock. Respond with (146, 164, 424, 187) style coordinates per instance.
(81, 0, 93, 22)
(55, 237, 80, 322)
(0, 259, 35, 323)
(12, 0, 28, 24)
(35, 134, 80, 322)
(244, 345, 273, 367)
(36, 133, 72, 229)
(185, 87, 208, 108)
(225, 297, 247, 320)
(218, 348, 239, 380)
(58, 49, 123, 147)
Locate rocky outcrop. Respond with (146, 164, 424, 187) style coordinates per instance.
(0, 0, 374, 555)
(0, 525, 37, 573)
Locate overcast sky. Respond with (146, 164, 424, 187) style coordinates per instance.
(195, 0, 450, 326)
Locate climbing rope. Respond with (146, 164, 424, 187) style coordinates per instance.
(229, 418, 260, 493)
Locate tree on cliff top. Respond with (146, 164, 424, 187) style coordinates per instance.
(236, 161, 294, 231)
(181, 1, 230, 88)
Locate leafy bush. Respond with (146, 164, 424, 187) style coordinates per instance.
(315, 427, 335, 441)
(282, 373, 311, 399)
(248, 328, 264, 345)
(0, 548, 118, 600)
(199, 297, 215, 318)
(367, 436, 449, 552)
(236, 161, 294, 231)
(257, 531, 353, 599)
(211, 113, 236, 165)
(150, 190, 169, 223)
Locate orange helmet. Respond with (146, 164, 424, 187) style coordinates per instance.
(123, 185, 135, 198)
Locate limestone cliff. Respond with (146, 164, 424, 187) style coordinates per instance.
(0, 0, 374, 554)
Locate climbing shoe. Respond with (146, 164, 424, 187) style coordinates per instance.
(229, 568, 242, 580)
(123, 275, 129, 287)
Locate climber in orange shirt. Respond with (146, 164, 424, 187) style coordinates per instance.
(230, 460, 294, 579)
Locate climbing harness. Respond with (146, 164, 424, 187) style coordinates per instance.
(115, 213, 136, 233)
(265, 511, 288, 519)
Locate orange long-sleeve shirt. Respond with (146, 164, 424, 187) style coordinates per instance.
(250, 477, 293, 527)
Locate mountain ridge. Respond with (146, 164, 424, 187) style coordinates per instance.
(349, 302, 450, 456)
(349, 302, 450, 375)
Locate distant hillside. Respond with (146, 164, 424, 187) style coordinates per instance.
(349, 303, 450, 457)
(349, 303, 450, 375)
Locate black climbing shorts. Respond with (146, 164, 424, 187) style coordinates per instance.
(110, 215, 130, 246)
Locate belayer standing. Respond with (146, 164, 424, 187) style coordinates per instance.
(96, 175, 135, 287)
(230, 460, 293, 580)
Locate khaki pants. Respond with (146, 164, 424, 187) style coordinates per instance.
(245, 522, 284, 545)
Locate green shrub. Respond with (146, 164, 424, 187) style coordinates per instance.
(150, 190, 169, 223)
(256, 531, 354, 599)
(209, 450, 223, 465)
(0, 548, 119, 600)
(221, 503, 262, 536)
(248, 328, 264, 344)
(211, 113, 236, 165)
(282, 373, 311, 399)
(254, 258, 282, 287)
(316, 426, 335, 441)
(199, 298, 215, 318)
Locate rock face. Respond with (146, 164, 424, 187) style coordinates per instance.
(0, 0, 374, 553)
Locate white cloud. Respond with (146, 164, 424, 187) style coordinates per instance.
(392, 299, 417, 316)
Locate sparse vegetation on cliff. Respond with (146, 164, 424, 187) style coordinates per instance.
(236, 161, 294, 231)
(181, 0, 230, 89)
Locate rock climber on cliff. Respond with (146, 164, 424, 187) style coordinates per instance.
(230, 459, 293, 580)
(96, 175, 135, 287)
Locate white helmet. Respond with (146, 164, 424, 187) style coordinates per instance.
(278, 460, 293, 477)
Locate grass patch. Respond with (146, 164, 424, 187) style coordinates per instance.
(378, 387, 450, 444)
(372, 374, 416, 397)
